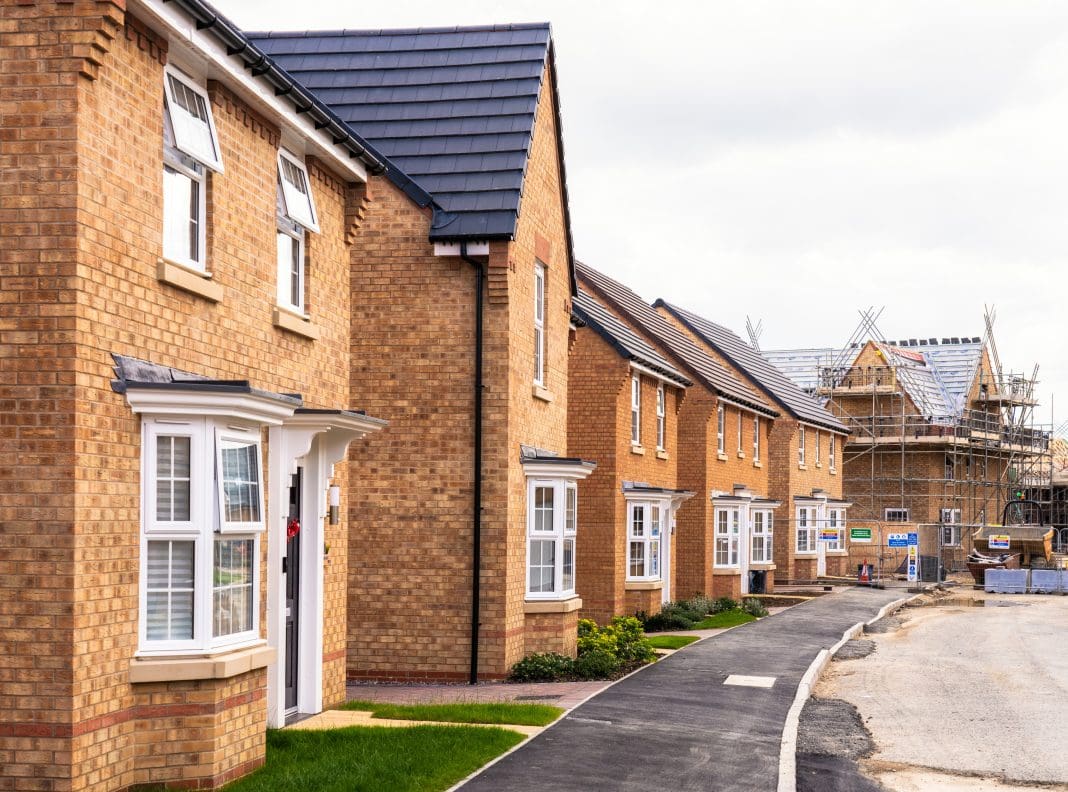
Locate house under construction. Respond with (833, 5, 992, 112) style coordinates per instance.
(763, 310, 1055, 570)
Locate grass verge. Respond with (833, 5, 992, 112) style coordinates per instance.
(691, 609, 757, 630)
(646, 634, 701, 650)
(222, 725, 524, 792)
(339, 700, 563, 726)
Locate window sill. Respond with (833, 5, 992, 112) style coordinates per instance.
(712, 567, 740, 575)
(798, 463, 807, 470)
(749, 563, 777, 570)
(130, 642, 274, 684)
(273, 306, 320, 340)
(532, 384, 554, 403)
(656, 449, 669, 460)
(736, 451, 746, 459)
(794, 551, 817, 557)
(827, 550, 849, 556)
(752, 460, 762, 468)
(624, 580, 662, 591)
(717, 452, 728, 462)
(829, 468, 838, 475)
(524, 596, 582, 614)
(815, 463, 823, 469)
(157, 258, 222, 303)
(630, 444, 645, 456)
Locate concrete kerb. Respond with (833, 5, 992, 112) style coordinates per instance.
(776, 594, 920, 792)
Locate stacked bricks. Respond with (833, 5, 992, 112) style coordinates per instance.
(2, 4, 360, 788)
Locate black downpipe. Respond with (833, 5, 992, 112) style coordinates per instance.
(460, 243, 484, 685)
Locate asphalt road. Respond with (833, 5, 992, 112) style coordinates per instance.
(459, 588, 902, 792)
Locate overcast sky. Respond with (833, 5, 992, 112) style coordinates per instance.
(216, 0, 1066, 423)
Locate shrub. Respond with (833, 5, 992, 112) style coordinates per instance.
(573, 649, 620, 679)
(606, 616, 656, 663)
(637, 609, 695, 632)
(508, 652, 575, 682)
(741, 597, 769, 618)
(686, 595, 718, 617)
(710, 596, 739, 614)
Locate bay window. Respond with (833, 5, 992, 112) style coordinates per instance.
(526, 478, 578, 599)
(627, 502, 662, 580)
(796, 506, 817, 553)
(140, 416, 263, 653)
(714, 507, 740, 567)
(751, 510, 773, 563)
(826, 508, 844, 550)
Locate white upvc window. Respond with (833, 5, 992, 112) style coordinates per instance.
(533, 263, 546, 386)
(829, 434, 837, 470)
(631, 375, 641, 445)
(162, 67, 220, 272)
(826, 508, 844, 550)
(940, 508, 962, 547)
(526, 478, 577, 599)
(716, 404, 725, 454)
(884, 508, 910, 523)
(752, 509, 774, 563)
(277, 149, 320, 233)
(798, 426, 806, 465)
(753, 416, 760, 462)
(140, 417, 262, 654)
(815, 430, 822, 466)
(627, 502, 662, 580)
(714, 507, 741, 567)
(796, 506, 817, 553)
(656, 384, 666, 450)
(737, 410, 744, 454)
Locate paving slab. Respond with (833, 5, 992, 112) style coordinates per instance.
(286, 709, 542, 736)
(458, 587, 901, 792)
(345, 680, 608, 711)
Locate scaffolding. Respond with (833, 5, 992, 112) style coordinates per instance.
(795, 308, 1055, 570)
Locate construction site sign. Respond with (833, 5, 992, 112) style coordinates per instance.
(907, 545, 919, 582)
(989, 534, 1011, 550)
(888, 533, 908, 548)
(849, 527, 872, 543)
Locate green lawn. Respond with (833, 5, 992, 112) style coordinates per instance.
(646, 635, 701, 650)
(690, 609, 757, 630)
(222, 726, 524, 792)
(339, 700, 563, 727)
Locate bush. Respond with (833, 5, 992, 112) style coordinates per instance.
(508, 652, 575, 682)
(638, 610, 697, 632)
(741, 597, 769, 618)
(573, 649, 620, 679)
(607, 616, 656, 663)
(710, 596, 739, 614)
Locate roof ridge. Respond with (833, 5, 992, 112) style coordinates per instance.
(247, 23, 551, 39)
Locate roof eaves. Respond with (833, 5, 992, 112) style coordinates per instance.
(572, 302, 692, 388)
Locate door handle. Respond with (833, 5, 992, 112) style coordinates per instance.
(282, 556, 287, 574)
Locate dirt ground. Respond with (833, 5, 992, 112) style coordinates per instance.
(801, 587, 1068, 791)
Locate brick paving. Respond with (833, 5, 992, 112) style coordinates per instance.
(346, 680, 610, 711)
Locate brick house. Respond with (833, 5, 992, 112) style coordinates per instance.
(251, 25, 595, 682)
(1, 0, 396, 788)
(576, 264, 781, 599)
(568, 290, 694, 623)
(654, 302, 853, 582)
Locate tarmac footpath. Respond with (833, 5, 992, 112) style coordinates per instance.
(456, 587, 903, 792)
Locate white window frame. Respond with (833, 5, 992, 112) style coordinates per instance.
(826, 508, 845, 550)
(631, 375, 641, 446)
(162, 133, 208, 272)
(276, 220, 305, 313)
(714, 507, 741, 568)
(525, 478, 577, 600)
(815, 430, 822, 466)
(277, 149, 320, 233)
(533, 263, 546, 386)
(163, 65, 223, 173)
(796, 506, 817, 554)
(656, 383, 666, 451)
(753, 416, 760, 462)
(940, 508, 962, 547)
(737, 410, 744, 454)
(884, 508, 910, 523)
(139, 417, 262, 655)
(716, 404, 725, 454)
(798, 425, 807, 466)
(214, 425, 266, 535)
(829, 434, 837, 470)
(627, 501, 662, 581)
(751, 509, 774, 563)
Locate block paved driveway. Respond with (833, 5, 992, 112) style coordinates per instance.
(459, 588, 903, 792)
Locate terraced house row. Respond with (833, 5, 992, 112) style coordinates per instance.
(3, 1, 852, 789)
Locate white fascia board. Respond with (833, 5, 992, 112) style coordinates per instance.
(628, 361, 687, 388)
(433, 241, 490, 257)
(133, 0, 368, 183)
(622, 489, 674, 503)
(521, 461, 596, 480)
(123, 388, 297, 425)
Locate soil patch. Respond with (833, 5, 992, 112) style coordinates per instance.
(834, 639, 876, 661)
(797, 697, 888, 792)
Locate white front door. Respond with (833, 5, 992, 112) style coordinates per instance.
(739, 506, 751, 595)
(661, 506, 672, 604)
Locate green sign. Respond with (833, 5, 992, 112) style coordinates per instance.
(850, 527, 873, 542)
